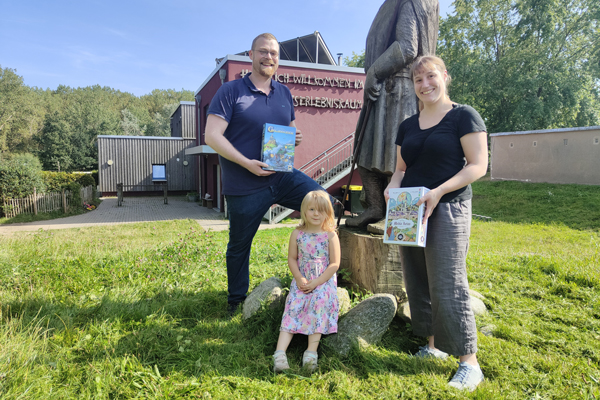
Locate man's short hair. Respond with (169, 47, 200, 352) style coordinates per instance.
(251, 33, 278, 50)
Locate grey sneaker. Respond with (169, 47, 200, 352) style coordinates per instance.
(448, 362, 484, 391)
(302, 350, 318, 372)
(273, 351, 290, 373)
(414, 345, 449, 360)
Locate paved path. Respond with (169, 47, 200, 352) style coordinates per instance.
(0, 196, 298, 235)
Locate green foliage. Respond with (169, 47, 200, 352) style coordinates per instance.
(0, 157, 45, 199)
(1, 66, 194, 168)
(67, 181, 82, 209)
(41, 171, 79, 192)
(78, 173, 96, 188)
(41, 171, 94, 193)
(344, 50, 366, 68)
(437, 0, 600, 133)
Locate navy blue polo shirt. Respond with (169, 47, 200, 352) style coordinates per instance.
(207, 73, 295, 195)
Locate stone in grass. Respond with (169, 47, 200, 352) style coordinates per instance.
(337, 287, 351, 316)
(396, 289, 488, 322)
(325, 294, 397, 357)
(242, 277, 286, 320)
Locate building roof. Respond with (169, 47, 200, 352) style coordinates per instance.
(236, 31, 337, 65)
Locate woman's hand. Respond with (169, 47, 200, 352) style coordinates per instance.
(417, 188, 442, 221)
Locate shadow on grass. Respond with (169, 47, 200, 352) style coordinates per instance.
(2, 289, 447, 380)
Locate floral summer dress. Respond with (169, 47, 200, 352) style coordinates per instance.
(280, 230, 339, 335)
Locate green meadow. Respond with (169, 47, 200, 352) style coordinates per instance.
(0, 179, 598, 399)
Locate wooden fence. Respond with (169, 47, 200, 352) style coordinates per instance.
(1, 186, 94, 219)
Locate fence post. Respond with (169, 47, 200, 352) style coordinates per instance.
(117, 183, 123, 206)
(62, 189, 67, 213)
(33, 187, 38, 215)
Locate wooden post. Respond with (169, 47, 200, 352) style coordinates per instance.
(62, 189, 67, 213)
(33, 187, 38, 215)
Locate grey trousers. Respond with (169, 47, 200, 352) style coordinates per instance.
(400, 200, 478, 356)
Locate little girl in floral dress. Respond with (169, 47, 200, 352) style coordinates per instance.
(273, 190, 340, 373)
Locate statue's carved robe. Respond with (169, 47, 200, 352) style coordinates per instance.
(356, 0, 439, 175)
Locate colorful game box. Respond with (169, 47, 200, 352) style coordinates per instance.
(261, 123, 296, 173)
(383, 187, 430, 247)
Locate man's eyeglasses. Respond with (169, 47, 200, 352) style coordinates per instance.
(256, 49, 279, 59)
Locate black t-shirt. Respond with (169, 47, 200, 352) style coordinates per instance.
(395, 104, 487, 203)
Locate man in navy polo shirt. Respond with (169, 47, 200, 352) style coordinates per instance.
(205, 33, 325, 316)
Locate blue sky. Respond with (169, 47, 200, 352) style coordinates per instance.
(1, 0, 453, 97)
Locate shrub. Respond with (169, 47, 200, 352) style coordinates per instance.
(68, 181, 82, 209)
(78, 174, 96, 188)
(0, 158, 45, 199)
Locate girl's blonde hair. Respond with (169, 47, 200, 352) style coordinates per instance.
(299, 190, 336, 232)
(410, 55, 452, 96)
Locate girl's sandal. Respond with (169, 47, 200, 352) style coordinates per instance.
(302, 350, 318, 372)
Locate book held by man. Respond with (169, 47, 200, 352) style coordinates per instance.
(383, 187, 430, 247)
(261, 123, 296, 173)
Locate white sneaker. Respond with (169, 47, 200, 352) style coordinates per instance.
(302, 350, 318, 372)
(448, 362, 484, 391)
(273, 351, 290, 373)
(414, 345, 449, 360)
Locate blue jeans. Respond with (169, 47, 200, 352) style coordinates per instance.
(224, 169, 324, 304)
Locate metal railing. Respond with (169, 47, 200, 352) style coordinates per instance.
(265, 133, 355, 224)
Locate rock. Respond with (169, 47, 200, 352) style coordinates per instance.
(337, 287, 351, 316)
(469, 289, 486, 301)
(242, 277, 285, 320)
(396, 290, 487, 322)
(480, 325, 496, 337)
(469, 289, 488, 316)
(396, 300, 411, 322)
(325, 293, 397, 357)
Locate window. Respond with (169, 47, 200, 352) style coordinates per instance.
(152, 165, 166, 181)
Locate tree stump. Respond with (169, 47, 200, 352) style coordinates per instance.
(338, 225, 406, 301)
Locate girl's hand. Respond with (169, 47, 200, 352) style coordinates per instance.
(302, 280, 319, 293)
(298, 277, 309, 290)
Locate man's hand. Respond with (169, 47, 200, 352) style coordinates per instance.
(295, 129, 303, 146)
(365, 67, 382, 101)
(244, 159, 275, 177)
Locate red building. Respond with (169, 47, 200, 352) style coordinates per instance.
(186, 32, 365, 222)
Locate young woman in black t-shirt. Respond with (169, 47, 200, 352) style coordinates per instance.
(384, 55, 488, 391)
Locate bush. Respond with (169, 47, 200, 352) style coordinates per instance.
(78, 174, 96, 188)
(68, 182, 82, 210)
(0, 158, 45, 199)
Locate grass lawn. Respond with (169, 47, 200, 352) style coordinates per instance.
(0, 180, 599, 399)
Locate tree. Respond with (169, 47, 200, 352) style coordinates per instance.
(121, 108, 147, 136)
(344, 51, 366, 69)
(0, 66, 38, 159)
(437, 0, 600, 133)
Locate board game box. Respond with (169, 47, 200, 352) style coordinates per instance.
(261, 123, 296, 173)
(383, 187, 430, 247)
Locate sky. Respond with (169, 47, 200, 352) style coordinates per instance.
(1, 0, 453, 97)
